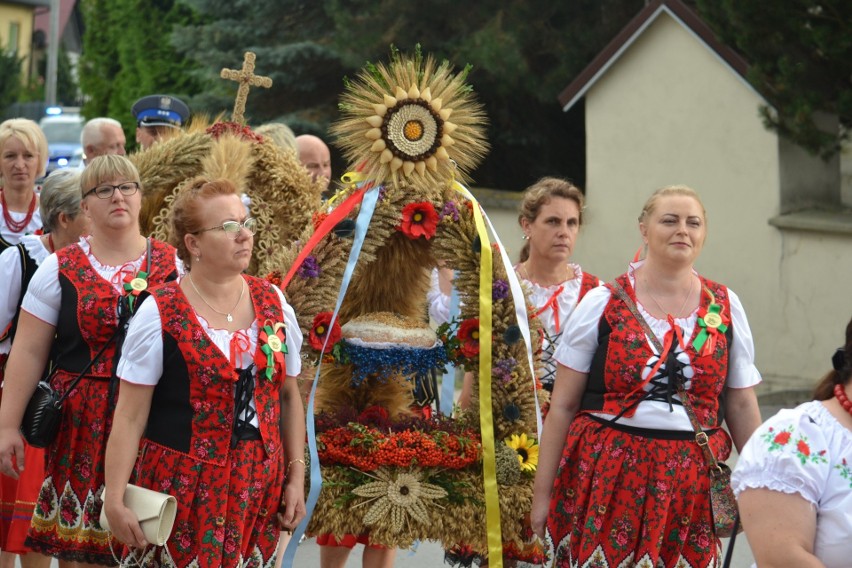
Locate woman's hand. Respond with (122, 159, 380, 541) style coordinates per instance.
(530, 493, 550, 540)
(0, 427, 24, 479)
(103, 494, 148, 549)
(277, 481, 306, 533)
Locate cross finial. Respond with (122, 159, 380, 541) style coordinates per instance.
(220, 51, 273, 124)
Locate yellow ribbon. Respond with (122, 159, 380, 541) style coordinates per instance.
(453, 181, 502, 567)
(326, 171, 367, 207)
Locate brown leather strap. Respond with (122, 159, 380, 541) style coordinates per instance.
(610, 282, 722, 476)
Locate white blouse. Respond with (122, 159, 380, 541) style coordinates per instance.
(116, 284, 303, 427)
(732, 401, 852, 568)
(0, 235, 50, 355)
(553, 261, 761, 430)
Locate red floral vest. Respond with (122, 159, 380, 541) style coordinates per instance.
(583, 273, 732, 428)
(55, 239, 177, 376)
(578, 271, 599, 302)
(147, 276, 286, 466)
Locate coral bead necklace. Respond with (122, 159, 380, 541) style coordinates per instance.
(1, 188, 37, 233)
(834, 384, 852, 416)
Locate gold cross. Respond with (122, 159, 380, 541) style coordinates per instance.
(220, 51, 273, 124)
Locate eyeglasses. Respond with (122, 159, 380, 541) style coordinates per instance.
(194, 217, 257, 239)
(83, 181, 140, 200)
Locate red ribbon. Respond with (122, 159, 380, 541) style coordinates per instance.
(531, 285, 565, 333)
(229, 330, 251, 367)
(280, 186, 369, 290)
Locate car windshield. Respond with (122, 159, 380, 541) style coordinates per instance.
(41, 122, 82, 144)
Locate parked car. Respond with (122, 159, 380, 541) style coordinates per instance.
(39, 113, 84, 174)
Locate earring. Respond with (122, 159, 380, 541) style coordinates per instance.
(522, 234, 529, 240)
(195, 255, 201, 262)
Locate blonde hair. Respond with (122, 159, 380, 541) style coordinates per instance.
(0, 118, 49, 182)
(170, 177, 240, 270)
(256, 122, 297, 151)
(80, 155, 141, 195)
(40, 170, 83, 232)
(517, 177, 585, 262)
(638, 184, 706, 223)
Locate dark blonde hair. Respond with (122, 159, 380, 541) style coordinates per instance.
(80, 154, 140, 195)
(170, 177, 241, 270)
(517, 177, 585, 263)
(814, 317, 852, 400)
(638, 184, 706, 224)
(0, 118, 49, 181)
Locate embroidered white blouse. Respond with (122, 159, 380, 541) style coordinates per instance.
(732, 401, 852, 568)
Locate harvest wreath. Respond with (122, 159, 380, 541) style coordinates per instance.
(276, 48, 546, 564)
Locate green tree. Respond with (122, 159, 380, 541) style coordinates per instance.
(78, 0, 204, 146)
(695, 0, 852, 157)
(0, 47, 23, 113)
(172, 0, 645, 190)
(173, 0, 345, 127)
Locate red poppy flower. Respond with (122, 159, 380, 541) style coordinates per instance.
(457, 318, 480, 358)
(309, 312, 342, 352)
(399, 201, 439, 240)
(773, 431, 791, 445)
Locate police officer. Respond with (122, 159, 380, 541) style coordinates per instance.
(131, 95, 190, 149)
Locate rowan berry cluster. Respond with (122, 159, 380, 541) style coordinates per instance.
(317, 423, 480, 471)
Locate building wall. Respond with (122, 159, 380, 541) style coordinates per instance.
(574, 11, 852, 391)
(0, 3, 37, 83)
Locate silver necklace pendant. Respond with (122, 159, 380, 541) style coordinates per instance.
(227, 313, 233, 322)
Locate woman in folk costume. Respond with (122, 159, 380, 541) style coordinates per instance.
(514, 177, 600, 399)
(0, 119, 45, 253)
(428, 177, 600, 409)
(0, 154, 179, 566)
(0, 169, 88, 568)
(104, 176, 306, 567)
(0, 122, 47, 528)
(531, 185, 762, 567)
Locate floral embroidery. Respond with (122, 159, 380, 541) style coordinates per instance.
(761, 425, 828, 465)
(835, 457, 852, 488)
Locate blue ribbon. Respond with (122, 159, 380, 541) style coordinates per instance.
(280, 185, 381, 566)
(440, 273, 460, 416)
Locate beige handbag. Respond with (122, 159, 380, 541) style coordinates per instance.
(100, 485, 178, 546)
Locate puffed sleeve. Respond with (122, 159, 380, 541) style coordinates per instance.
(731, 405, 830, 506)
(553, 285, 611, 373)
(0, 246, 24, 343)
(115, 297, 165, 386)
(725, 288, 761, 388)
(20, 253, 61, 325)
(273, 285, 303, 378)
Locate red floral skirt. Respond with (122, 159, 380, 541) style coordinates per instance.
(26, 371, 114, 564)
(546, 413, 731, 567)
(122, 437, 284, 568)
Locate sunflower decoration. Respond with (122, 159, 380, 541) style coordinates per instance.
(331, 46, 488, 187)
(505, 434, 539, 474)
